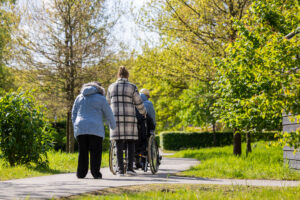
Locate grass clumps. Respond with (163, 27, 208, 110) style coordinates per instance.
(0, 151, 109, 181)
(64, 184, 300, 200)
(171, 142, 300, 180)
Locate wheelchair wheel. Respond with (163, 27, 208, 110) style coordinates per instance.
(147, 135, 159, 174)
(109, 140, 118, 175)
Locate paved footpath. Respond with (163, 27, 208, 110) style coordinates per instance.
(1, 156, 299, 200)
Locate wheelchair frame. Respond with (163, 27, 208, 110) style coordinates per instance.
(109, 133, 160, 175)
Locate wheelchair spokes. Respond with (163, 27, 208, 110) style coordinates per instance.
(148, 135, 159, 174)
(109, 140, 118, 175)
(109, 140, 128, 175)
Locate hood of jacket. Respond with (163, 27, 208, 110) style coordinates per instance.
(81, 82, 105, 96)
(140, 93, 148, 102)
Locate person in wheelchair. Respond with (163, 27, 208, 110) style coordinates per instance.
(135, 89, 160, 171)
(140, 89, 156, 127)
(135, 111, 155, 169)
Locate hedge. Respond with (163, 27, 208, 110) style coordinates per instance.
(160, 131, 277, 151)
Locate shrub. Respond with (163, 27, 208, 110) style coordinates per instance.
(51, 121, 111, 152)
(51, 120, 67, 151)
(160, 131, 277, 150)
(0, 91, 54, 166)
(155, 135, 160, 147)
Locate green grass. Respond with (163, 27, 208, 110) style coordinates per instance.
(0, 151, 109, 181)
(65, 184, 300, 200)
(171, 142, 300, 180)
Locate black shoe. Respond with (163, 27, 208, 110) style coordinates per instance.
(135, 163, 142, 169)
(94, 172, 102, 179)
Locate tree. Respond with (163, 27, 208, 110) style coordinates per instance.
(16, 0, 119, 152)
(0, 0, 18, 94)
(132, 0, 250, 133)
(214, 0, 299, 155)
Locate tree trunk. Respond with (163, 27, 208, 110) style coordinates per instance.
(66, 118, 70, 152)
(67, 109, 74, 153)
(65, 4, 76, 153)
(233, 129, 242, 156)
(246, 132, 252, 156)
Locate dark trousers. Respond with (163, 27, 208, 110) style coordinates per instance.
(116, 140, 135, 173)
(76, 134, 103, 178)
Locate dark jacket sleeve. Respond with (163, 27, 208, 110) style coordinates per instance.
(146, 113, 155, 131)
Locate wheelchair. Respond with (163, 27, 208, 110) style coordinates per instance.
(134, 131, 161, 174)
(109, 116, 161, 175)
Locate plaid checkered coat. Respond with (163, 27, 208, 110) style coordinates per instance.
(107, 78, 147, 140)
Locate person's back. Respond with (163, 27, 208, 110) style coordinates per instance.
(72, 82, 116, 179)
(135, 89, 156, 158)
(107, 79, 146, 140)
(106, 66, 146, 176)
(72, 82, 116, 139)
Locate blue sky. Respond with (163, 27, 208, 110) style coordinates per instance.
(110, 0, 160, 52)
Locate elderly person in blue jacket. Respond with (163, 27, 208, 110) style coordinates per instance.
(140, 88, 156, 126)
(72, 81, 116, 179)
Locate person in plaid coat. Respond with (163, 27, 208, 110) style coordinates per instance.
(107, 66, 147, 176)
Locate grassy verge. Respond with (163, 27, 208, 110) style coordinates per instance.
(170, 142, 300, 180)
(0, 151, 109, 181)
(64, 184, 300, 200)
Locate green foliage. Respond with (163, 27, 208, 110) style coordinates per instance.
(155, 135, 160, 147)
(275, 130, 300, 150)
(131, 47, 184, 132)
(132, 0, 250, 131)
(51, 121, 111, 152)
(0, 1, 17, 93)
(51, 120, 67, 151)
(0, 66, 15, 94)
(161, 131, 277, 151)
(172, 142, 300, 180)
(179, 81, 217, 129)
(0, 90, 54, 166)
(213, 0, 299, 136)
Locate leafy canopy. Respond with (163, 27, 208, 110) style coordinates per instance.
(214, 0, 299, 135)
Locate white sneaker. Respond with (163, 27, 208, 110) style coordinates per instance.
(117, 172, 125, 177)
(126, 170, 137, 176)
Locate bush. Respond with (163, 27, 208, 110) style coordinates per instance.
(155, 135, 160, 147)
(51, 121, 111, 152)
(160, 131, 277, 150)
(51, 120, 67, 151)
(0, 91, 54, 166)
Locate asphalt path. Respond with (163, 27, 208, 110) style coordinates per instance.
(0, 156, 299, 199)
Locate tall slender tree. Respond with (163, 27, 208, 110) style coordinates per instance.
(132, 0, 250, 137)
(16, 0, 119, 152)
(214, 0, 299, 155)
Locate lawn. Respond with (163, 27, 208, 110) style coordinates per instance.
(0, 151, 109, 181)
(65, 184, 300, 200)
(171, 142, 300, 180)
